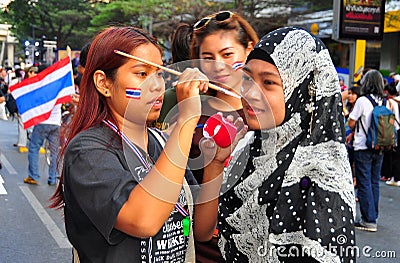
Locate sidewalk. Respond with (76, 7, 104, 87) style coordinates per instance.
(354, 180, 400, 262)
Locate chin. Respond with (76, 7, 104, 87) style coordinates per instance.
(245, 118, 261, 130)
(147, 112, 161, 123)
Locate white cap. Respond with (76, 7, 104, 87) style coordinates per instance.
(394, 74, 400, 83)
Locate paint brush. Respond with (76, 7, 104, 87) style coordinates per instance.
(114, 49, 241, 99)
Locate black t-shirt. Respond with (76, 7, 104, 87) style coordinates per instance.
(63, 124, 198, 263)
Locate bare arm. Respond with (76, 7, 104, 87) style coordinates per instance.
(194, 158, 225, 241)
(115, 69, 208, 238)
(348, 118, 356, 130)
(194, 116, 248, 241)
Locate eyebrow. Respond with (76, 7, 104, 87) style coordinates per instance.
(201, 46, 235, 56)
(243, 66, 280, 78)
(131, 62, 162, 70)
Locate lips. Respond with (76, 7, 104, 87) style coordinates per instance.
(148, 97, 163, 109)
(212, 75, 230, 83)
(245, 104, 265, 116)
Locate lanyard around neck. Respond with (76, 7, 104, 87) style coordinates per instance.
(103, 119, 151, 171)
(102, 119, 189, 218)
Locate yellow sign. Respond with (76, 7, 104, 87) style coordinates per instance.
(384, 10, 400, 33)
(354, 40, 366, 82)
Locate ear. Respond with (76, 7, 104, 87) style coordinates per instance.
(245, 41, 255, 57)
(93, 70, 111, 97)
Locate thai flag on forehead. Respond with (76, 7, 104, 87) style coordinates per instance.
(232, 62, 244, 71)
(126, 87, 141, 100)
(9, 57, 75, 129)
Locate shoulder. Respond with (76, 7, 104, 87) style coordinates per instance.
(392, 97, 400, 103)
(354, 96, 373, 108)
(357, 96, 369, 102)
(67, 125, 120, 153)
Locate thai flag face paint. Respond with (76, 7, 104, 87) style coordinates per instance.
(232, 61, 244, 71)
(126, 87, 141, 100)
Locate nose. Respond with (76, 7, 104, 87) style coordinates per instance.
(213, 59, 227, 73)
(241, 83, 260, 101)
(149, 74, 165, 93)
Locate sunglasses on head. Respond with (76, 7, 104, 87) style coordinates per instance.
(193, 11, 234, 31)
(29, 70, 38, 73)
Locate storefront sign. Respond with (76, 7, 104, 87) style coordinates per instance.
(333, 0, 385, 41)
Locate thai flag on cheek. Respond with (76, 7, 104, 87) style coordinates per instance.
(126, 87, 141, 100)
(232, 62, 244, 71)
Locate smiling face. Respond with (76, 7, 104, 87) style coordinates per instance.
(104, 43, 165, 126)
(198, 30, 251, 92)
(241, 59, 285, 130)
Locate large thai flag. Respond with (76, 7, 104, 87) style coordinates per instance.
(9, 57, 75, 129)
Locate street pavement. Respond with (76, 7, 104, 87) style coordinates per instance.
(0, 118, 71, 262)
(0, 118, 399, 262)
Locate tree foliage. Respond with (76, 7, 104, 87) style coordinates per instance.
(2, 0, 95, 49)
(1, 0, 334, 54)
(88, 0, 233, 39)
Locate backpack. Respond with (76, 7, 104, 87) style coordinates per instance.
(359, 95, 397, 151)
(5, 93, 18, 116)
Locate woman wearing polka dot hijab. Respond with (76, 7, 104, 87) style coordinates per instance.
(216, 27, 356, 262)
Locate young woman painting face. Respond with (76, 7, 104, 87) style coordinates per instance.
(94, 43, 165, 127)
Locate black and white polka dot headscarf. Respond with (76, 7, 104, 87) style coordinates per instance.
(220, 27, 356, 262)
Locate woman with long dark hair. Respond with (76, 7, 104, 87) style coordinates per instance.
(348, 69, 388, 232)
(50, 26, 244, 262)
(188, 11, 259, 262)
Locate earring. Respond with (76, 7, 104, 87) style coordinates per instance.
(104, 90, 108, 95)
(306, 79, 316, 135)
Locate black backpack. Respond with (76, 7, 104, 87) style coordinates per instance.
(5, 93, 18, 116)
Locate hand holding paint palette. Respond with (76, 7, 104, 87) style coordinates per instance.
(203, 114, 237, 148)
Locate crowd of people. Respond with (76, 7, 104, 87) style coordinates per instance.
(0, 10, 399, 263)
(0, 52, 85, 184)
(343, 67, 400, 233)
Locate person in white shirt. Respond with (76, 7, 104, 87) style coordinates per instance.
(348, 69, 387, 232)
